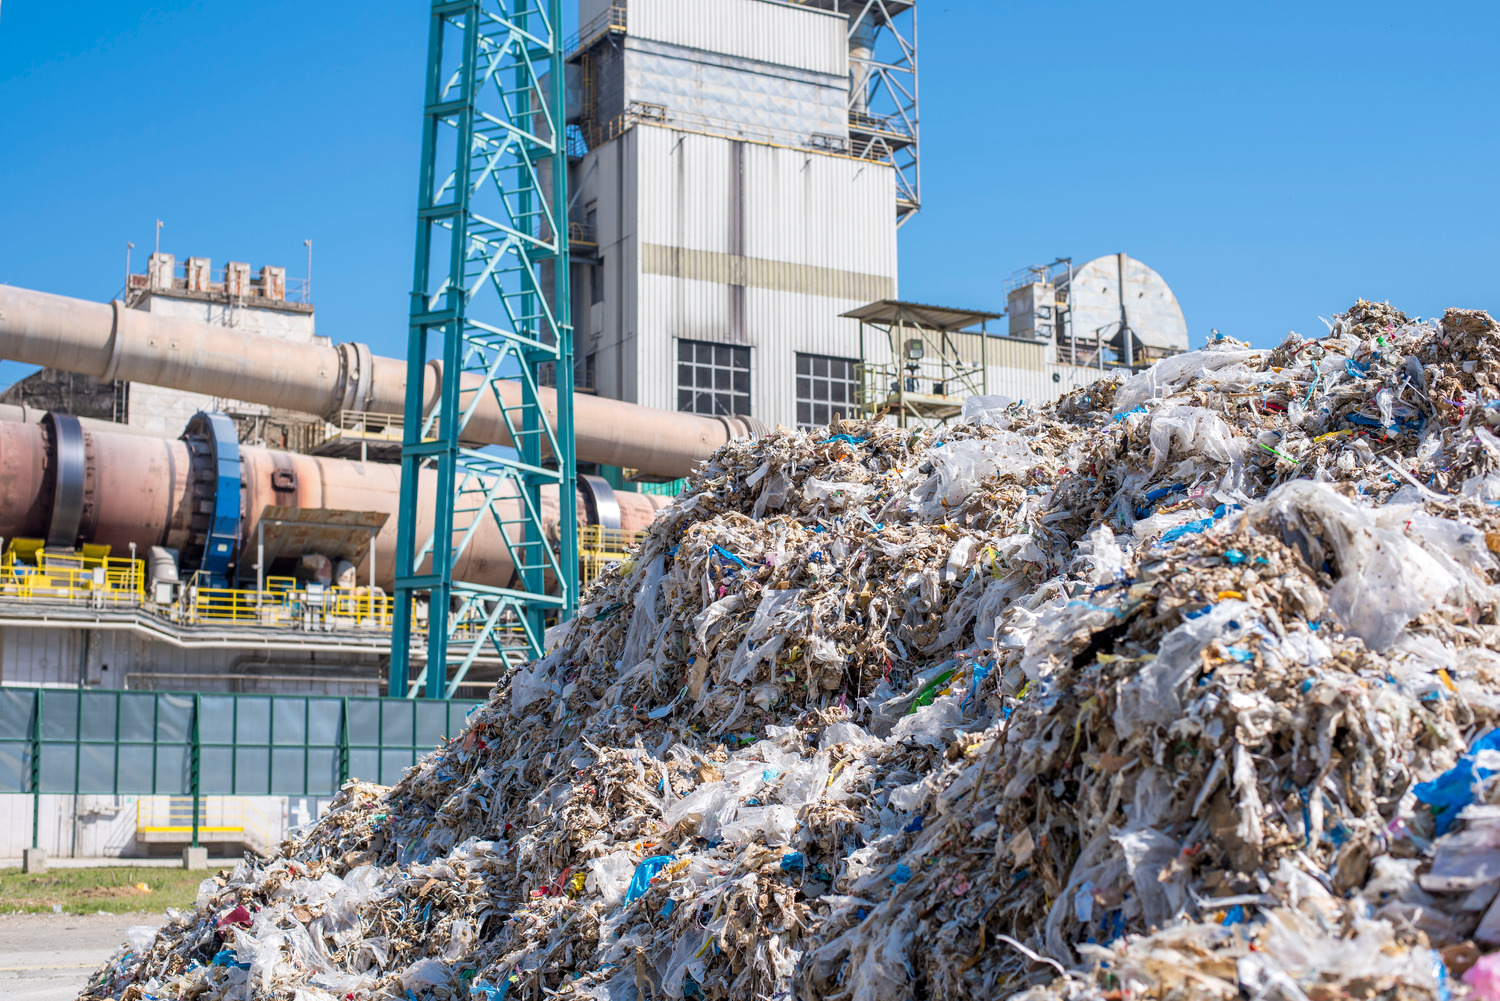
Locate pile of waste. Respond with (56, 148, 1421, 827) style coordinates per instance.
(84, 302, 1500, 1001)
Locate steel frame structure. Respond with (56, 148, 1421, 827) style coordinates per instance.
(392, 0, 575, 700)
(797, 0, 920, 222)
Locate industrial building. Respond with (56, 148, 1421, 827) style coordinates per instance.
(0, 0, 1191, 860)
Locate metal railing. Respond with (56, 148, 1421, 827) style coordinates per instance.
(136, 796, 272, 849)
(563, 2, 627, 57)
(0, 549, 145, 608)
(578, 525, 644, 587)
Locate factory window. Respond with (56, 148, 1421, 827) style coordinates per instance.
(590, 260, 604, 305)
(677, 340, 750, 417)
(795, 353, 859, 429)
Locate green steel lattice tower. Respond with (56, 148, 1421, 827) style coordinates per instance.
(391, 0, 576, 699)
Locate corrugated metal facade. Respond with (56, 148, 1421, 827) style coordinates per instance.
(630, 0, 848, 77)
(623, 37, 848, 142)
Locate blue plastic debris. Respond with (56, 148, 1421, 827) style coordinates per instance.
(903, 813, 924, 833)
(890, 864, 912, 884)
(211, 948, 250, 970)
(1413, 729, 1500, 836)
(471, 975, 518, 1000)
(822, 433, 868, 446)
(624, 855, 676, 904)
(710, 545, 746, 571)
(1160, 517, 1216, 544)
(1224, 549, 1247, 564)
(780, 852, 805, 872)
(1221, 904, 1246, 926)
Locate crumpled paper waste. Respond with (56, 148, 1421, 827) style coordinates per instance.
(81, 303, 1500, 1000)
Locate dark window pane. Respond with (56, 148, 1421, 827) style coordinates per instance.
(381, 749, 413, 785)
(733, 347, 750, 368)
(80, 693, 115, 742)
(200, 696, 236, 744)
(796, 377, 811, 397)
(678, 364, 693, 387)
(812, 356, 827, 377)
(695, 392, 713, 413)
(236, 747, 270, 794)
(157, 695, 193, 744)
(797, 402, 811, 424)
(272, 748, 305, 794)
(79, 744, 115, 793)
(41, 692, 78, 741)
(416, 703, 448, 746)
(118, 743, 153, 793)
(814, 404, 829, 426)
(155, 744, 189, 794)
(679, 341, 693, 362)
(696, 342, 714, 363)
(237, 699, 270, 744)
(201, 747, 234, 795)
(274, 699, 306, 745)
(733, 370, 749, 393)
(796, 355, 810, 375)
(118, 694, 155, 743)
(678, 389, 693, 411)
(450, 703, 478, 737)
(348, 748, 379, 784)
(346, 700, 381, 746)
(0, 742, 28, 792)
(696, 367, 713, 389)
(39, 743, 76, 792)
(307, 748, 339, 796)
(831, 382, 846, 404)
(714, 368, 731, 390)
(714, 345, 732, 366)
(733, 394, 750, 414)
(307, 700, 341, 747)
(382, 704, 414, 747)
(0, 691, 35, 741)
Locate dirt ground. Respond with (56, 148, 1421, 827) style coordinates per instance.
(0, 911, 160, 1001)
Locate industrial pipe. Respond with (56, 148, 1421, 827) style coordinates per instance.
(0, 415, 670, 592)
(0, 285, 761, 479)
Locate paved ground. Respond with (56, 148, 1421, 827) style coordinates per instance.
(0, 911, 160, 1001)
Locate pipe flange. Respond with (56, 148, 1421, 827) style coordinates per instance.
(43, 412, 86, 549)
(578, 474, 622, 532)
(103, 301, 129, 382)
(336, 342, 376, 416)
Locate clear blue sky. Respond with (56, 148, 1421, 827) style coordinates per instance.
(2, 0, 1497, 389)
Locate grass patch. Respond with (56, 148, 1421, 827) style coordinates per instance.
(0, 866, 206, 915)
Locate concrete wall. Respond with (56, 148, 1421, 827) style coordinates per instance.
(0, 793, 325, 858)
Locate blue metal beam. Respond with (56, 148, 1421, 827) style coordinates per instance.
(391, 0, 575, 699)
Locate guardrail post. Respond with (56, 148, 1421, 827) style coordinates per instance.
(30, 689, 41, 850)
(190, 693, 201, 848)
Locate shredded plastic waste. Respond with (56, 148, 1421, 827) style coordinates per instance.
(81, 302, 1500, 1001)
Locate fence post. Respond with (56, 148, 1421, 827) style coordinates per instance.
(30, 689, 41, 850)
(190, 693, 201, 848)
(338, 697, 350, 787)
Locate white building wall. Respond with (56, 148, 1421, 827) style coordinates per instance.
(0, 624, 382, 694)
(628, 124, 897, 428)
(630, 0, 848, 77)
(0, 794, 302, 858)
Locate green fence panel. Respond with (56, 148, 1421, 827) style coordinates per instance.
(0, 686, 483, 847)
